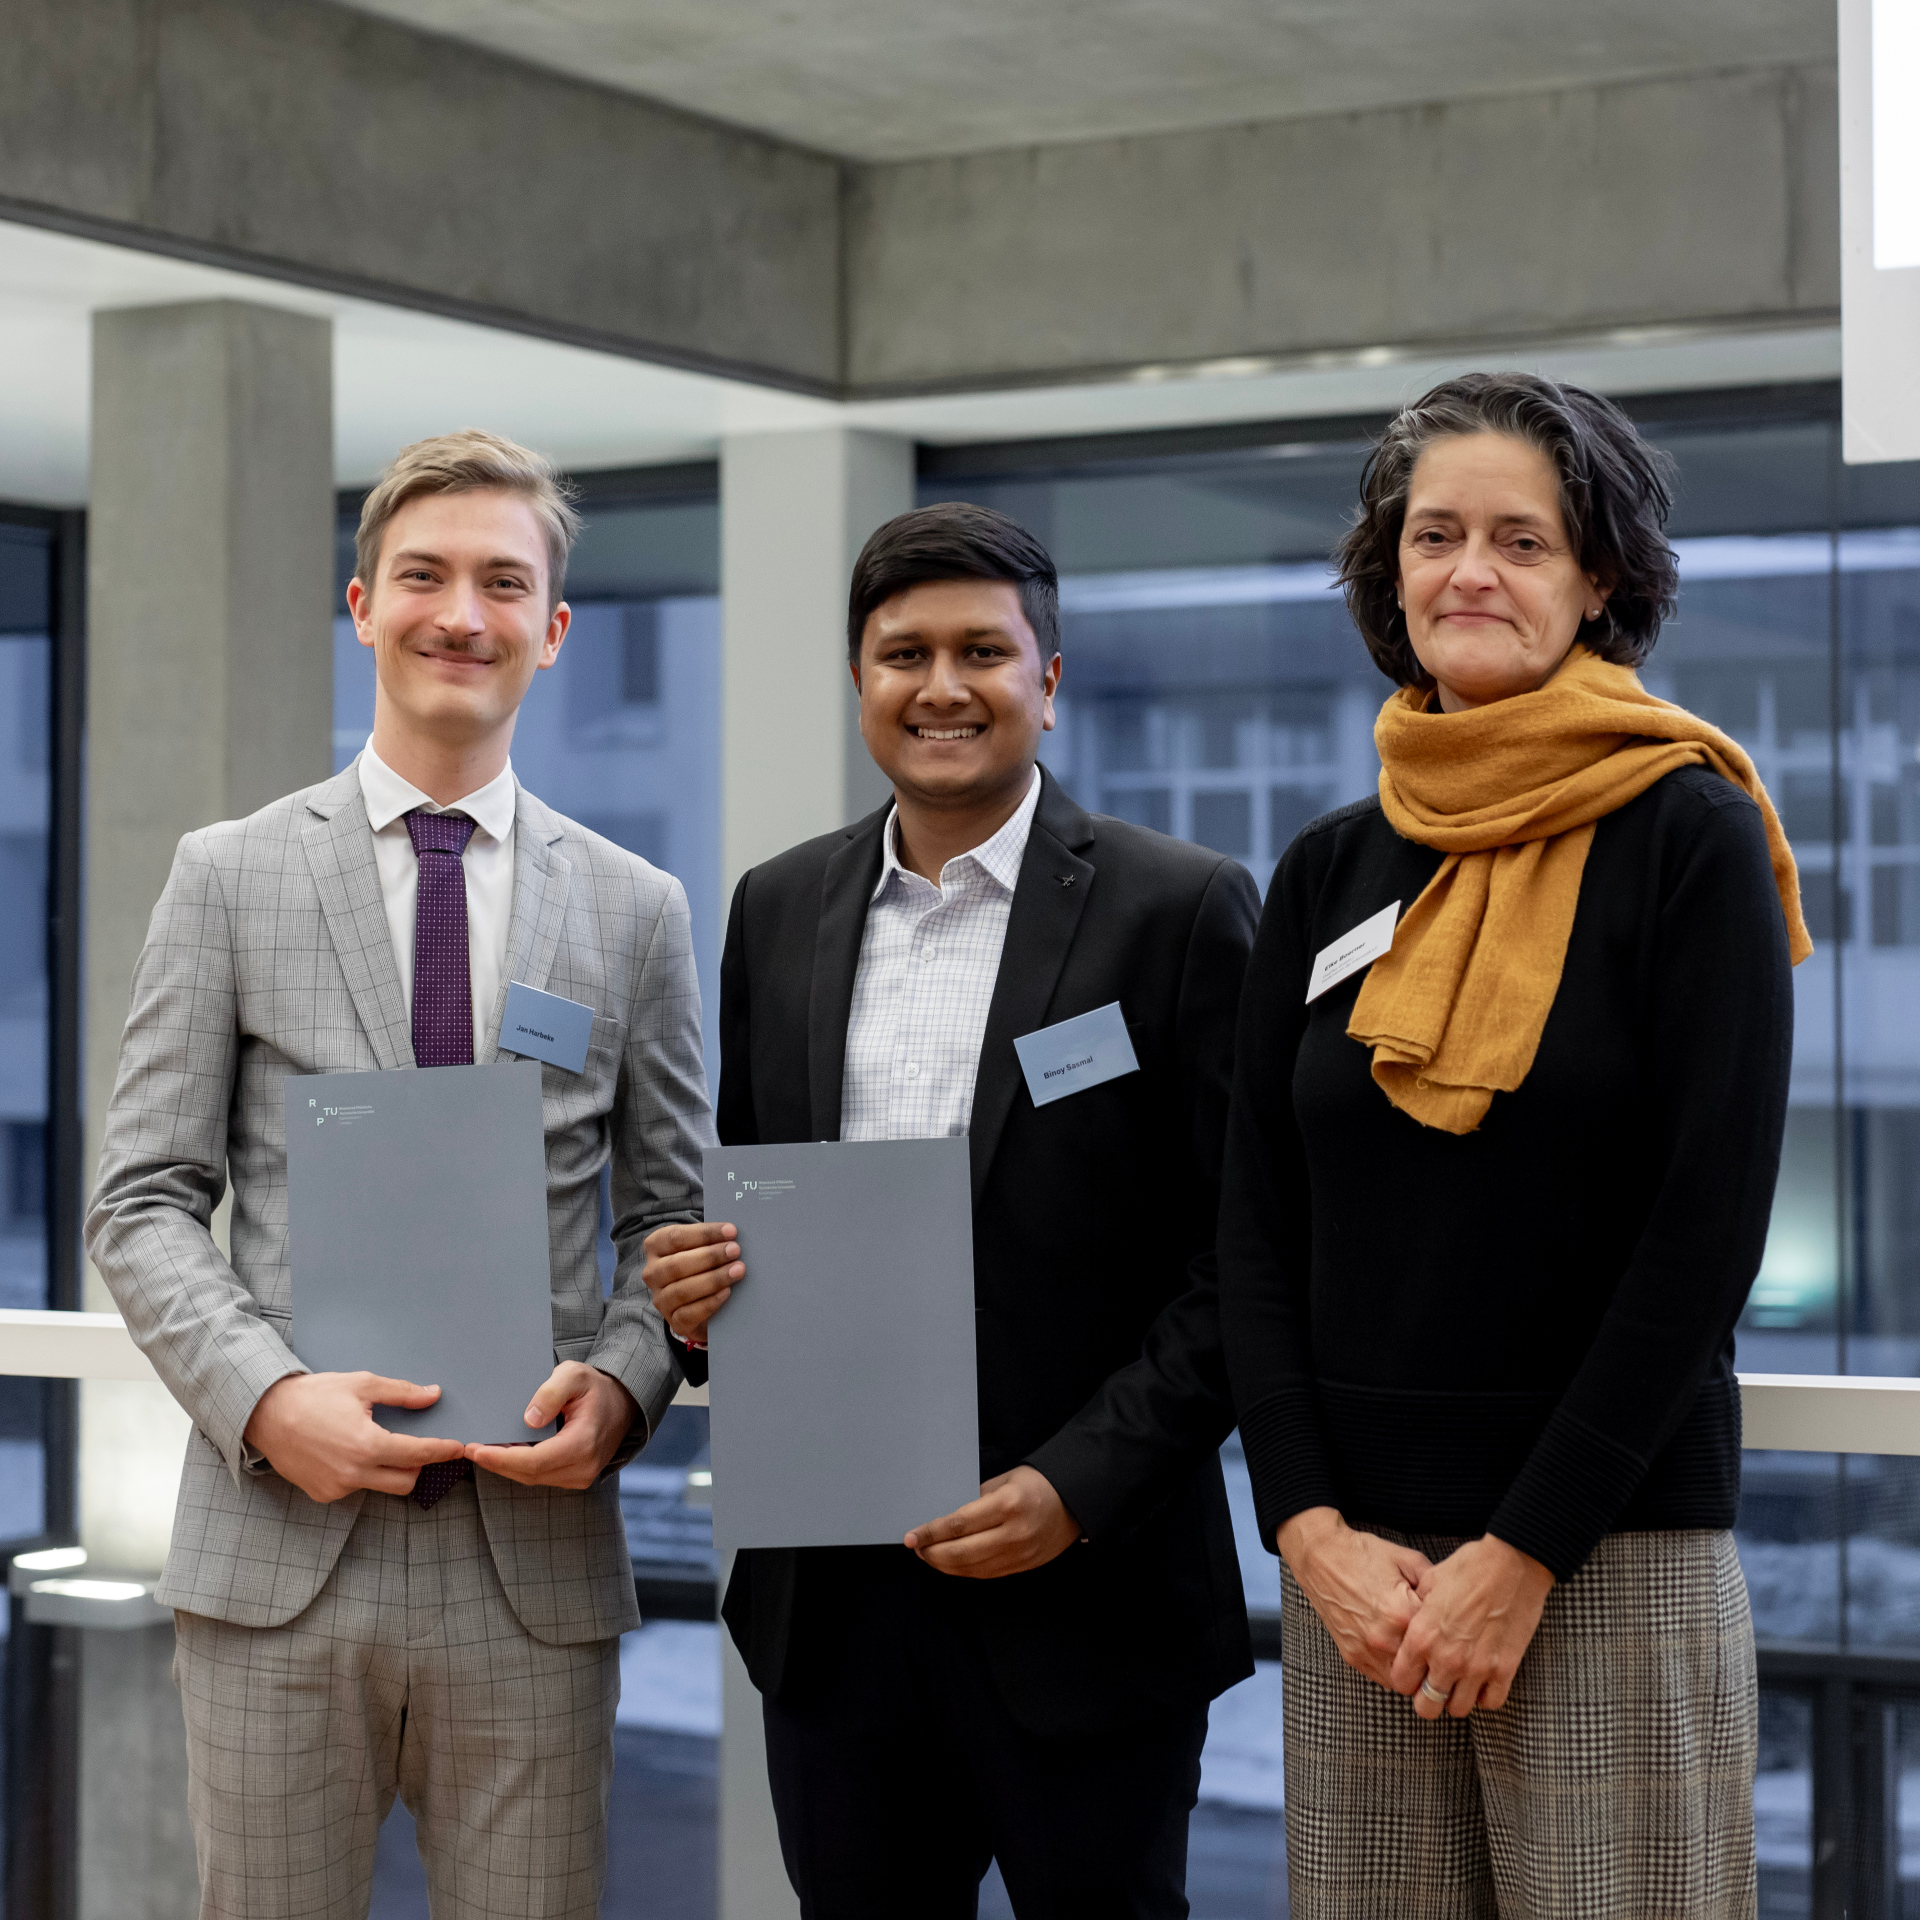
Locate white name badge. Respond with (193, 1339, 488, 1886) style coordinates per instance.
(1013, 1001, 1141, 1108)
(1306, 901, 1401, 1004)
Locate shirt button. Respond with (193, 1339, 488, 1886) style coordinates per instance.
(904, 1063, 920, 1079)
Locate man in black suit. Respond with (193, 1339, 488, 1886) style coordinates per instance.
(644, 503, 1256, 1918)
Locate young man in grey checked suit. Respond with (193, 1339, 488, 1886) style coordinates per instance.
(85, 429, 712, 1920)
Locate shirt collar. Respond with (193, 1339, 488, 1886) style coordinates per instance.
(358, 740, 518, 844)
(872, 766, 1043, 902)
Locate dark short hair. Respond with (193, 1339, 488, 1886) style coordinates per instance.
(1334, 373, 1681, 687)
(847, 502, 1060, 661)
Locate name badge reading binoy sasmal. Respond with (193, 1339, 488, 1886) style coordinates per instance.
(1013, 1001, 1141, 1109)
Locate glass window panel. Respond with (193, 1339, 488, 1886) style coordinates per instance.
(1836, 546, 1920, 1385)
(565, 496, 720, 603)
(1740, 1449, 1920, 1651)
(1192, 789, 1253, 858)
(1658, 421, 1834, 537)
(0, 521, 52, 1555)
(1757, 1687, 1814, 1916)
(0, 515, 55, 1920)
(1741, 1451, 1845, 1644)
(1892, 1700, 1920, 1914)
(1639, 523, 1840, 1373)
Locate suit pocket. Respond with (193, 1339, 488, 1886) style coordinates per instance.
(588, 1010, 628, 1060)
(540, 1011, 625, 1124)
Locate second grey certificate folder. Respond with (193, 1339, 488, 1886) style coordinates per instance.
(705, 1139, 978, 1551)
(285, 1063, 557, 1444)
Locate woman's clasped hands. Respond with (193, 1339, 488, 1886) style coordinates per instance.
(1276, 1508, 1555, 1721)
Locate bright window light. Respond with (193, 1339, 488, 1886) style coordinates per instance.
(30, 1578, 146, 1602)
(686, 1470, 713, 1487)
(1874, 0, 1920, 268)
(12, 1546, 88, 1572)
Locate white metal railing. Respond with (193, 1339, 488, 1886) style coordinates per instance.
(0, 1307, 708, 1407)
(0, 1309, 1896, 1449)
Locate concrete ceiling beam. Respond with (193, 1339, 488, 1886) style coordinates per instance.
(0, 0, 1839, 406)
(0, 0, 846, 393)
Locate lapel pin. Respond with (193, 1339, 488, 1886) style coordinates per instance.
(1056, 874, 1076, 888)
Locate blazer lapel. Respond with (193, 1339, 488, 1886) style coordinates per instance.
(967, 772, 1097, 1206)
(476, 788, 572, 1066)
(302, 769, 414, 1071)
(806, 807, 890, 1143)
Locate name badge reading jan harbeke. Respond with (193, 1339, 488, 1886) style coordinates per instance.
(497, 981, 595, 1074)
(1013, 1001, 1141, 1109)
(1305, 901, 1401, 1005)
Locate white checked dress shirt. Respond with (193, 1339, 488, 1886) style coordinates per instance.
(358, 741, 518, 1061)
(840, 769, 1042, 1142)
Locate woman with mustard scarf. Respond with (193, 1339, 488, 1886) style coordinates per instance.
(1218, 373, 1806, 1920)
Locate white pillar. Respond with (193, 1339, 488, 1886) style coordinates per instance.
(720, 427, 915, 897)
(80, 298, 334, 1920)
(714, 426, 913, 1920)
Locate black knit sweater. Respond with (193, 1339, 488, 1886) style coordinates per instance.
(1218, 766, 1794, 1581)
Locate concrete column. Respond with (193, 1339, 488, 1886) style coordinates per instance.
(714, 428, 912, 1920)
(719, 427, 916, 901)
(81, 298, 334, 1920)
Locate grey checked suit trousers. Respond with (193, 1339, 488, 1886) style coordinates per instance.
(87, 764, 716, 1918)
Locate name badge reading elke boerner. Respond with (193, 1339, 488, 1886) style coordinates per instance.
(1013, 1001, 1141, 1109)
(498, 980, 595, 1074)
(1305, 901, 1401, 1004)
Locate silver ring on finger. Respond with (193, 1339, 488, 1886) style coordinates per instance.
(1418, 1677, 1452, 1706)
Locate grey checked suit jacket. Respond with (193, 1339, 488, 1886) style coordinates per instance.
(85, 763, 714, 1645)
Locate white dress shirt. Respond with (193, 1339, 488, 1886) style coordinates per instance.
(358, 741, 518, 1060)
(840, 770, 1042, 1142)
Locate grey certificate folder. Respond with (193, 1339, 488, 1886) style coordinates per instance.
(705, 1139, 979, 1551)
(285, 1063, 557, 1444)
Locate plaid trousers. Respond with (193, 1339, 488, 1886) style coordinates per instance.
(1281, 1528, 1758, 1920)
(172, 1477, 621, 1920)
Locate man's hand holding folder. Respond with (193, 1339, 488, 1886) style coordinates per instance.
(641, 1218, 743, 1344)
(465, 1362, 638, 1491)
(246, 1369, 465, 1503)
(246, 1359, 638, 1502)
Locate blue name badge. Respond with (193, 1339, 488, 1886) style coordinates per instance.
(498, 981, 594, 1074)
(1013, 1001, 1140, 1109)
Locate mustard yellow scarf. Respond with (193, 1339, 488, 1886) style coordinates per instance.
(1348, 646, 1812, 1135)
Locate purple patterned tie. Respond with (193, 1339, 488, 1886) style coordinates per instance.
(406, 808, 478, 1070)
(406, 806, 477, 1509)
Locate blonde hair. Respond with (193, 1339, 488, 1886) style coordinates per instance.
(354, 429, 581, 606)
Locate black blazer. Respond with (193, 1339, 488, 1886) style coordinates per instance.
(688, 769, 1257, 1738)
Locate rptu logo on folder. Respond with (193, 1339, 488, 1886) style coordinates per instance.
(730, 1174, 796, 1200)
